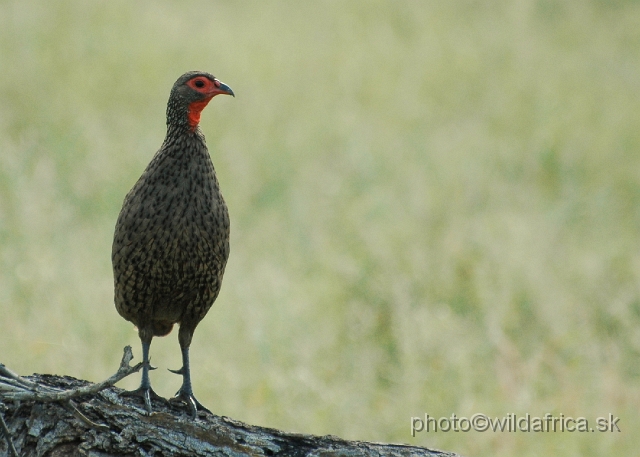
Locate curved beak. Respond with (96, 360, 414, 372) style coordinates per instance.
(213, 79, 235, 97)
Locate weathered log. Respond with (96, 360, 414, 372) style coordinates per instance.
(0, 348, 458, 457)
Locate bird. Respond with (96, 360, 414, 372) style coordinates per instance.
(112, 71, 234, 417)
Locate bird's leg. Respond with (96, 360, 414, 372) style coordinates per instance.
(169, 326, 211, 418)
(121, 336, 165, 413)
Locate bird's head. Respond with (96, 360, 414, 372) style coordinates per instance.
(166, 71, 234, 131)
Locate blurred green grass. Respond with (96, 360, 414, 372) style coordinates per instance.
(1, 0, 639, 455)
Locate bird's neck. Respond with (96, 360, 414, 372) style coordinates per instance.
(166, 97, 212, 132)
(166, 122, 201, 136)
(161, 124, 207, 155)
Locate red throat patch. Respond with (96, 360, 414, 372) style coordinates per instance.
(187, 97, 213, 130)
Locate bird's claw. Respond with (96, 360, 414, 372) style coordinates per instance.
(170, 389, 211, 418)
(121, 386, 166, 414)
(168, 366, 185, 375)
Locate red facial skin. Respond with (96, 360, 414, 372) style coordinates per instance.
(185, 77, 228, 129)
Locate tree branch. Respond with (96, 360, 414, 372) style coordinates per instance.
(0, 347, 459, 457)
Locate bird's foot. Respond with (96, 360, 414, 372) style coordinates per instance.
(121, 386, 166, 414)
(169, 387, 211, 418)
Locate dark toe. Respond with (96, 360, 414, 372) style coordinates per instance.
(121, 386, 166, 413)
(170, 390, 211, 418)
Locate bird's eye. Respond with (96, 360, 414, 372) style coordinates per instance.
(194, 79, 205, 88)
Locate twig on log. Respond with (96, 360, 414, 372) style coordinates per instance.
(0, 345, 142, 454)
(0, 345, 142, 403)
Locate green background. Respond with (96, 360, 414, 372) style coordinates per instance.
(1, 1, 638, 455)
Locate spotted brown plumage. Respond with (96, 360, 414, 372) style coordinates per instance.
(112, 71, 234, 417)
